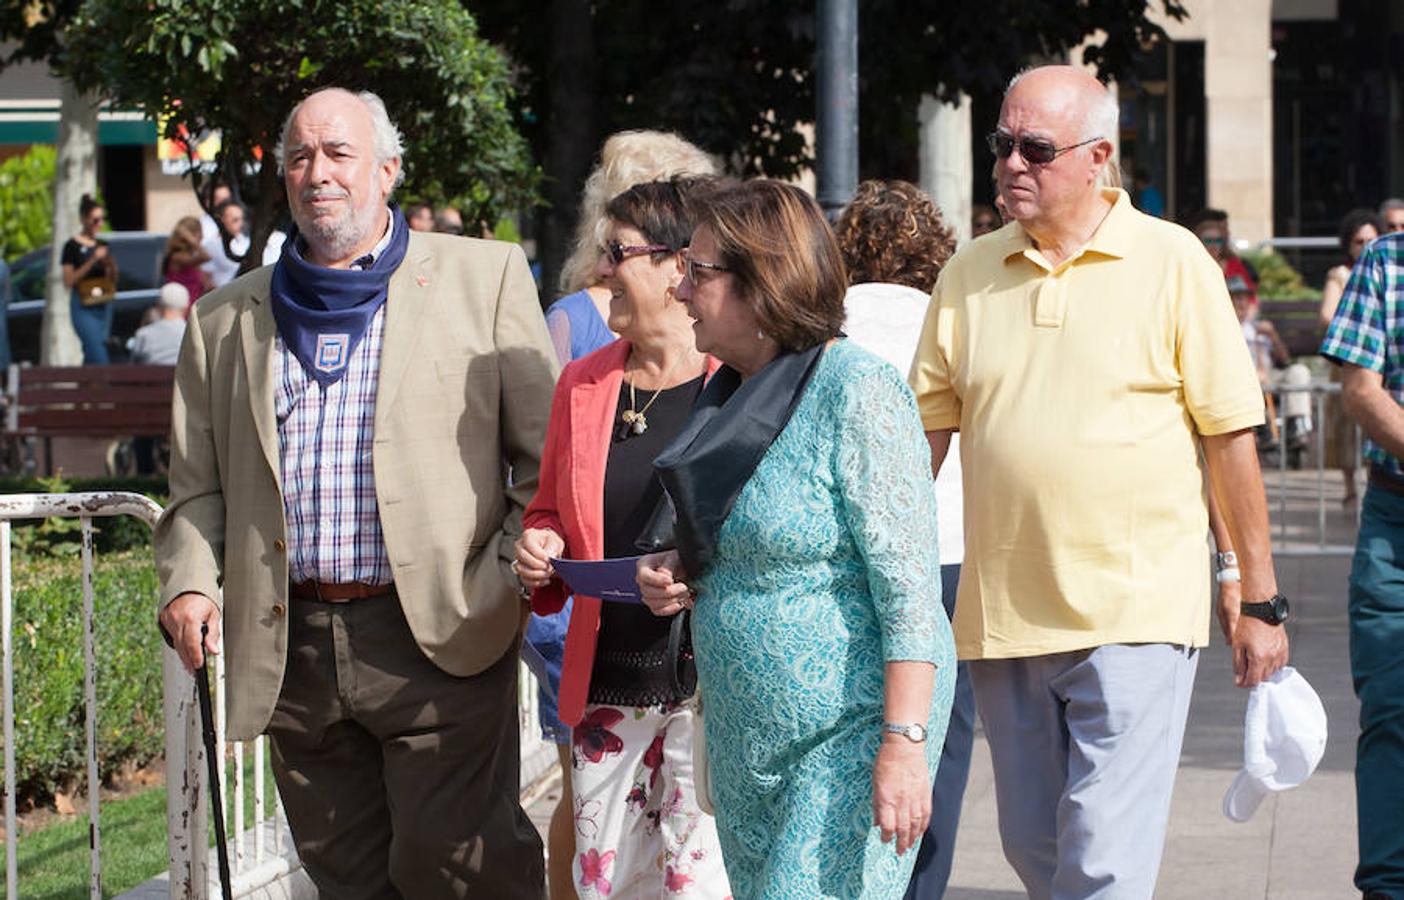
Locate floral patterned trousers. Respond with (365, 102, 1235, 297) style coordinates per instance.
(571, 701, 732, 898)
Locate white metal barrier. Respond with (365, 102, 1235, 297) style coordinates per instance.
(0, 491, 557, 898)
(1264, 381, 1361, 556)
(0, 491, 164, 899)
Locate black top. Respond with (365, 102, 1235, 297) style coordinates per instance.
(61, 237, 108, 272)
(589, 372, 705, 708)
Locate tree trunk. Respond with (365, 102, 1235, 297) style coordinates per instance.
(41, 81, 98, 366)
(241, 141, 283, 275)
(538, 0, 596, 304)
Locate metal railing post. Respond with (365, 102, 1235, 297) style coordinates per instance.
(1316, 390, 1327, 549)
(81, 517, 102, 898)
(2, 520, 16, 898)
(163, 644, 209, 900)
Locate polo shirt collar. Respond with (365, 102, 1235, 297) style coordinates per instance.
(1000, 188, 1135, 270)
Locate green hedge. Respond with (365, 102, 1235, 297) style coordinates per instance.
(2, 550, 163, 801)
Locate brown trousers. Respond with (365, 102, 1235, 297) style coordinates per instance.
(266, 593, 544, 900)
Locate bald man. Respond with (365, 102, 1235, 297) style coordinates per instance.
(909, 66, 1288, 897)
(155, 87, 555, 898)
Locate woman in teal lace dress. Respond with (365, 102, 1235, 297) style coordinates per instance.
(638, 181, 956, 899)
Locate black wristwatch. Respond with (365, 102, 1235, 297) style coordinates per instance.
(1240, 593, 1290, 626)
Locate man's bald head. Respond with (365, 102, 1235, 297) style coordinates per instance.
(993, 65, 1117, 235)
(277, 88, 405, 186)
(1005, 66, 1118, 144)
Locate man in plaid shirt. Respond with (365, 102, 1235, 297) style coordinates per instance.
(1322, 231, 1404, 900)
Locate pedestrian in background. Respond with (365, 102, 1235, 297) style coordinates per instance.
(130, 282, 189, 366)
(1378, 197, 1404, 234)
(910, 65, 1288, 898)
(405, 201, 435, 232)
(62, 193, 119, 364)
(1321, 208, 1382, 503)
(639, 179, 955, 899)
(161, 215, 212, 306)
(1321, 228, 1404, 900)
(834, 179, 971, 900)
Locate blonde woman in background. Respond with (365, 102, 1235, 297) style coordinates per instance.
(525, 128, 715, 900)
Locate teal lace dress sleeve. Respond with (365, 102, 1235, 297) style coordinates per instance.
(690, 340, 956, 899)
(834, 358, 946, 663)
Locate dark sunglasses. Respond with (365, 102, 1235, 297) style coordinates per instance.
(679, 247, 730, 283)
(987, 132, 1102, 165)
(603, 239, 670, 265)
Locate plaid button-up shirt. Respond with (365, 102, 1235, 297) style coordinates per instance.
(275, 220, 396, 585)
(1321, 232, 1404, 476)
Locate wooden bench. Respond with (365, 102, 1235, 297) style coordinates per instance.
(3, 365, 175, 474)
(1259, 298, 1323, 359)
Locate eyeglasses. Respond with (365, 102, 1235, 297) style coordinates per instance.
(679, 247, 730, 283)
(602, 240, 670, 265)
(987, 132, 1102, 165)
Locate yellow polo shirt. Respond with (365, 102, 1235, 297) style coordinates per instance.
(910, 189, 1264, 660)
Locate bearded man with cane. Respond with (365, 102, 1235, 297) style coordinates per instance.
(155, 87, 557, 899)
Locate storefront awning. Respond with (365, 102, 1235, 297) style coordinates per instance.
(0, 106, 158, 145)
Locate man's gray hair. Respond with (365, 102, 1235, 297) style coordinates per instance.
(276, 88, 406, 188)
(1005, 69, 1120, 144)
(1381, 198, 1404, 215)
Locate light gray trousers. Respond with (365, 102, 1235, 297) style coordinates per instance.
(970, 643, 1199, 900)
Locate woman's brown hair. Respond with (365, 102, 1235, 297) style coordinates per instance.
(834, 180, 956, 294)
(694, 180, 847, 352)
(162, 216, 207, 273)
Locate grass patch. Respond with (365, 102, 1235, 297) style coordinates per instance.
(2, 782, 167, 899)
(2, 753, 278, 899)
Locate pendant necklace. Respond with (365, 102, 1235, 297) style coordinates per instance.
(620, 355, 683, 436)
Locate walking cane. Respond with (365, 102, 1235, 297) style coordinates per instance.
(195, 624, 235, 900)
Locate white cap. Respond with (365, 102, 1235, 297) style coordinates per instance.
(158, 282, 190, 311)
(1223, 666, 1327, 823)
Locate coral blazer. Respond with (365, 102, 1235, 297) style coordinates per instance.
(525, 338, 719, 727)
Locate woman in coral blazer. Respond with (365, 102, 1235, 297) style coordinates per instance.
(513, 179, 729, 897)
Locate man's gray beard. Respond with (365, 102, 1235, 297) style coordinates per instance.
(297, 196, 383, 262)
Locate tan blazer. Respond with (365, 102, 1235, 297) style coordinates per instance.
(154, 232, 558, 740)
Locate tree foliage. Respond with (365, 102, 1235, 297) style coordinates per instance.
(0, 145, 56, 261)
(473, 0, 1186, 292)
(64, 0, 539, 264)
(476, 0, 1187, 179)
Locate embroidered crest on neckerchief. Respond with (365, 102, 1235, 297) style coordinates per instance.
(315, 334, 351, 373)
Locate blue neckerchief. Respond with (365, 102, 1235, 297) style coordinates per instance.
(269, 207, 410, 387)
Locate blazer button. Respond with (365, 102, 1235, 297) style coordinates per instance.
(272, 602, 286, 618)
(273, 538, 286, 553)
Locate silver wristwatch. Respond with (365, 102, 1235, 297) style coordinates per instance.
(882, 722, 928, 743)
